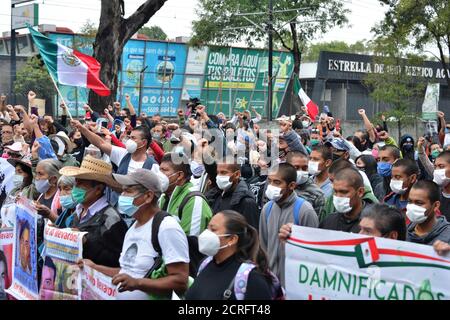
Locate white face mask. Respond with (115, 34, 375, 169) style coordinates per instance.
(390, 179, 407, 195)
(35, 179, 51, 194)
(302, 121, 310, 128)
(308, 161, 320, 175)
(433, 169, 450, 187)
(190, 161, 205, 178)
(13, 174, 24, 188)
(333, 195, 352, 213)
(198, 229, 231, 257)
(406, 204, 428, 224)
(216, 175, 233, 191)
(265, 184, 283, 201)
(296, 170, 309, 185)
(125, 139, 138, 154)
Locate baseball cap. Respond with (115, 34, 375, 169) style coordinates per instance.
(325, 138, 349, 151)
(113, 168, 163, 197)
(5, 142, 23, 153)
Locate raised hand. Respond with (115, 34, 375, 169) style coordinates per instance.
(70, 119, 83, 130)
(378, 130, 389, 141)
(358, 109, 366, 116)
(125, 94, 130, 101)
(417, 137, 426, 150)
(438, 111, 445, 119)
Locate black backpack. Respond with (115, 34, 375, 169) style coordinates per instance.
(147, 206, 206, 279)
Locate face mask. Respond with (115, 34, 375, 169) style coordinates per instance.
(158, 172, 170, 192)
(377, 162, 392, 177)
(333, 195, 352, 213)
(265, 184, 283, 201)
(72, 186, 87, 204)
(216, 175, 233, 191)
(118, 194, 143, 217)
(406, 204, 427, 224)
(302, 121, 310, 128)
(190, 161, 205, 178)
(308, 161, 320, 175)
(296, 170, 309, 185)
(74, 138, 84, 148)
(390, 179, 407, 195)
(60, 195, 77, 209)
(310, 139, 320, 146)
(403, 144, 414, 152)
(13, 174, 24, 188)
(126, 139, 138, 154)
(35, 179, 51, 194)
(431, 150, 440, 159)
(152, 133, 161, 141)
(198, 229, 231, 257)
(433, 169, 450, 187)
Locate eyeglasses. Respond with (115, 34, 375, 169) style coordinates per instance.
(1, 131, 13, 134)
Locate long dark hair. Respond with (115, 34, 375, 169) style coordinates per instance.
(355, 154, 378, 177)
(220, 210, 270, 275)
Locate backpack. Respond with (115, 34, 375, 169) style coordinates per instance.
(197, 257, 285, 300)
(265, 197, 305, 225)
(148, 209, 205, 279)
(177, 191, 208, 279)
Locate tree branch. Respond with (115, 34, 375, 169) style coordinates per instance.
(273, 29, 292, 51)
(121, 0, 168, 45)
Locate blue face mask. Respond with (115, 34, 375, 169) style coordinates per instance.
(377, 161, 392, 177)
(60, 195, 77, 209)
(118, 195, 142, 217)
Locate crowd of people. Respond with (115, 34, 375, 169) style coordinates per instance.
(0, 90, 449, 300)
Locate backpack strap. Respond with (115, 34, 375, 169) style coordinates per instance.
(144, 211, 171, 278)
(232, 262, 256, 300)
(293, 197, 305, 225)
(264, 201, 274, 225)
(177, 191, 207, 220)
(197, 256, 213, 277)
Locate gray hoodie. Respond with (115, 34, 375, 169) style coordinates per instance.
(406, 216, 450, 245)
(259, 191, 319, 287)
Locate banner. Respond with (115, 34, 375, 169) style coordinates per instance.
(81, 265, 117, 300)
(0, 158, 15, 204)
(6, 198, 39, 300)
(285, 226, 450, 300)
(40, 224, 86, 300)
(182, 47, 209, 100)
(0, 228, 13, 300)
(422, 83, 440, 120)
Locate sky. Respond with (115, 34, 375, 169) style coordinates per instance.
(0, 0, 439, 56)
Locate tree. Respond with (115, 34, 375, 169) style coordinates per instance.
(191, 0, 349, 76)
(139, 25, 167, 40)
(14, 56, 55, 101)
(363, 28, 426, 138)
(378, 0, 450, 88)
(302, 40, 373, 62)
(88, 0, 168, 112)
(79, 19, 98, 37)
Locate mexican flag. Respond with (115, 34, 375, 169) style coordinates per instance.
(294, 74, 319, 120)
(27, 25, 110, 96)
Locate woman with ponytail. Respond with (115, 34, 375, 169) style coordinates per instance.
(185, 210, 276, 300)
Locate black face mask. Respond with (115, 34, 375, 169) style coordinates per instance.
(403, 144, 414, 152)
(332, 153, 342, 162)
(74, 138, 84, 148)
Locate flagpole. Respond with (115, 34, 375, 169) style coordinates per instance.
(48, 73, 73, 121)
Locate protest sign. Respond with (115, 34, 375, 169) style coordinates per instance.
(0, 158, 15, 204)
(81, 264, 117, 300)
(285, 226, 450, 300)
(39, 224, 86, 300)
(6, 198, 38, 300)
(0, 228, 13, 300)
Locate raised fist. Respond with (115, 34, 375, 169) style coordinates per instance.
(28, 91, 36, 101)
(358, 109, 366, 115)
(125, 94, 130, 101)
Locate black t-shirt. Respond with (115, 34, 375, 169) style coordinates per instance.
(319, 211, 361, 233)
(185, 254, 273, 300)
(440, 193, 450, 221)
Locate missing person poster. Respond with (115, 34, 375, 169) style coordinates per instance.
(0, 228, 13, 300)
(285, 226, 450, 300)
(6, 198, 38, 300)
(81, 264, 117, 300)
(40, 224, 86, 300)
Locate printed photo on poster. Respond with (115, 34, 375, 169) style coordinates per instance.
(0, 228, 13, 300)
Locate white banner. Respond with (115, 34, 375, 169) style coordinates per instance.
(422, 83, 440, 120)
(81, 265, 117, 300)
(40, 224, 86, 300)
(285, 226, 450, 300)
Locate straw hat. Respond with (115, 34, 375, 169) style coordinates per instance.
(59, 155, 121, 190)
